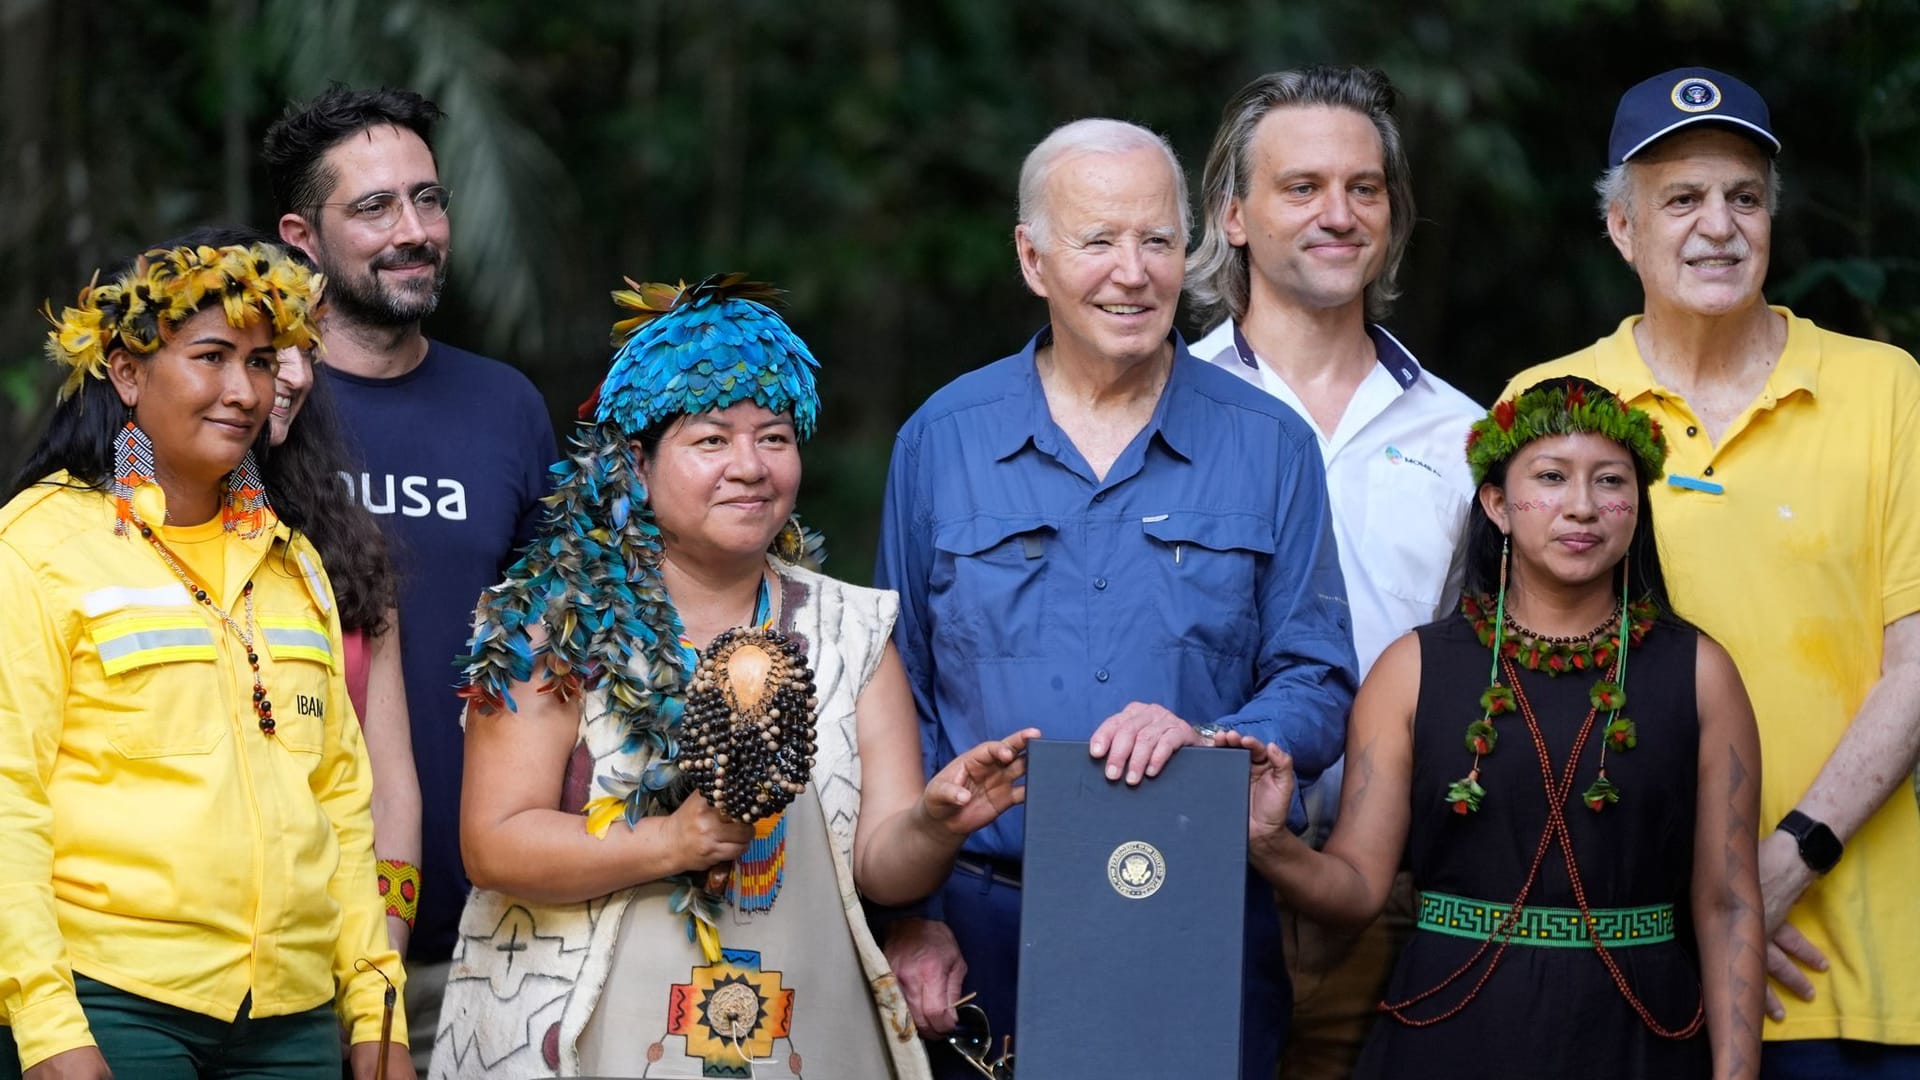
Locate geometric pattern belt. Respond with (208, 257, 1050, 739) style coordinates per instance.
(1416, 890, 1677, 948)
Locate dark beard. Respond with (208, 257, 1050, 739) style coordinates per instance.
(319, 244, 449, 328)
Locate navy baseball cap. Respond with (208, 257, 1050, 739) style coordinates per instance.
(1609, 67, 1780, 166)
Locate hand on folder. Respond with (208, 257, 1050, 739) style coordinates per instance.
(1088, 701, 1202, 785)
(1209, 731, 1296, 851)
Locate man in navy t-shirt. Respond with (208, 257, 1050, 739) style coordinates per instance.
(266, 85, 556, 1070)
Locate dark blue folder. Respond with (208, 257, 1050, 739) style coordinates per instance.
(1015, 739, 1250, 1078)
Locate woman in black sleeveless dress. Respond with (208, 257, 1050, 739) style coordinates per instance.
(1227, 378, 1764, 1079)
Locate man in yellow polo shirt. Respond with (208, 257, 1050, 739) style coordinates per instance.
(1509, 67, 1920, 1077)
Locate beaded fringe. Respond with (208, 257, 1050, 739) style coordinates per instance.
(727, 811, 788, 912)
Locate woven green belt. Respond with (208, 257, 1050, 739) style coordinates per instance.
(1416, 890, 1676, 948)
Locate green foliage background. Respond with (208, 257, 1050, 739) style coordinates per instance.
(3, 0, 1916, 579)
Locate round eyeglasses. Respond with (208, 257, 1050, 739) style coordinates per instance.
(316, 186, 451, 231)
(947, 1003, 1014, 1079)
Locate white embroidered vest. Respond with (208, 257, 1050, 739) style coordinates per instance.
(429, 561, 928, 1078)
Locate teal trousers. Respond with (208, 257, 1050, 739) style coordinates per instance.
(2, 975, 337, 1079)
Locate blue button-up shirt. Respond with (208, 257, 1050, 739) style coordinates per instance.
(876, 329, 1359, 859)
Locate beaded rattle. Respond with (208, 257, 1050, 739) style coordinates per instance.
(680, 626, 819, 895)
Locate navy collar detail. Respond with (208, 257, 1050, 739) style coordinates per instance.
(1229, 321, 1424, 390)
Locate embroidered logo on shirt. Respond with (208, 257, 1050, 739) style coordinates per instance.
(1384, 445, 1444, 479)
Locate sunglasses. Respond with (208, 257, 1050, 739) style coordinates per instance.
(947, 1003, 1015, 1079)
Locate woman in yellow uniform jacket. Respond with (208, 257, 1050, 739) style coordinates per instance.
(0, 241, 409, 1080)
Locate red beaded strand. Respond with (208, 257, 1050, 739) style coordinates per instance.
(1508, 656, 1701, 1038)
(1380, 654, 1702, 1038)
(136, 522, 276, 735)
(1379, 654, 1613, 1027)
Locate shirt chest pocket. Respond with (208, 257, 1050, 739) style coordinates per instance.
(1359, 455, 1470, 609)
(1139, 515, 1272, 656)
(86, 611, 228, 758)
(257, 611, 338, 754)
(930, 517, 1056, 661)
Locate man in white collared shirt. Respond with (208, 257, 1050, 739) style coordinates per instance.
(1185, 65, 1480, 1079)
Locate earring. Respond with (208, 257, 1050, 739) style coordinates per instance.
(111, 419, 155, 536)
(1449, 532, 1515, 818)
(1492, 533, 1511, 636)
(1615, 552, 1631, 657)
(1582, 543, 1636, 815)
(222, 451, 271, 537)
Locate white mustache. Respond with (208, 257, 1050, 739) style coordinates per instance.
(1681, 241, 1749, 262)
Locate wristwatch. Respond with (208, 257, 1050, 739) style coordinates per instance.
(1776, 810, 1843, 875)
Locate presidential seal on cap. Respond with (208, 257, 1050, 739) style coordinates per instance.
(1608, 66, 1780, 166)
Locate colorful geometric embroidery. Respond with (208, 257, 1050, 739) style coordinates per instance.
(666, 948, 795, 1077)
(1417, 890, 1675, 948)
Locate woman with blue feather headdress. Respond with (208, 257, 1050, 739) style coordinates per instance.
(433, 275, 1035, 1079)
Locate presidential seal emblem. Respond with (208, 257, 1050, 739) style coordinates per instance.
(1671, 76, 1721, 113)
(1107, 841, 1166, 900)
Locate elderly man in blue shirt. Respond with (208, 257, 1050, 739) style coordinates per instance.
(875, 116, 1359, 1080)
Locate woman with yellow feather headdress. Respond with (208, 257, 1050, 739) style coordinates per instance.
(0, 239, 410, 1079)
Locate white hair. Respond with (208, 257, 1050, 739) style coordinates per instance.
(1017, 118, 1190, 252)
(1595, 158, 1782, 221)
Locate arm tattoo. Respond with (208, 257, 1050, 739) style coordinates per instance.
(1721, 744, 1759, 1073)
(1344, 737, 1377, 813)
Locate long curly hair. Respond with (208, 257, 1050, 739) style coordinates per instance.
(233, 227, 398, 636)
(268, 344, 397, 637)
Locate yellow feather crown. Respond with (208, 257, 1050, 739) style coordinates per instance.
(43, 242, 326, 401)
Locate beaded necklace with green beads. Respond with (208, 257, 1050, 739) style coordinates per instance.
(1447, 377, 1671, 817)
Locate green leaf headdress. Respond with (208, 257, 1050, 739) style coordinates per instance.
(1466, 377, 1668, 486)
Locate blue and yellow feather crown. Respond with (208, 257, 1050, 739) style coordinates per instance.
(582, 272, 820, 439)
(458, 273, 826, 828)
